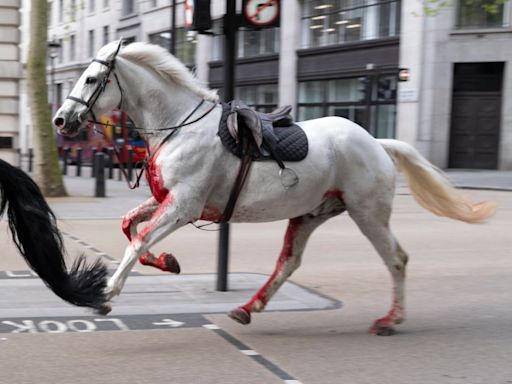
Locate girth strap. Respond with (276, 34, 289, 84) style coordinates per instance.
(217, 136, 253, 224)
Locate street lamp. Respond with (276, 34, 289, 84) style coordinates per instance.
(47, 39, 61, 115)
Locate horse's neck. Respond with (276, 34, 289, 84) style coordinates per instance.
(117, 59, 202, 145)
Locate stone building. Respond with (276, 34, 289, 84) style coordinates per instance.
(34, 0, 512, 169)
(0, 0, 21, 164)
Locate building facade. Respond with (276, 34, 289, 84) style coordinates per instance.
(38, 0, 512, 169)
(399, 0, 512, 169)
(0, 0, 21, 164)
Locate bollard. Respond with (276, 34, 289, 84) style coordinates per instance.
(91, 147, 97, 177)
(76, 147, 82, 176)
(127, 146, 133, 182)
(62, 147, 70, 175)
(107, 147, 114, 179)
(16, 148, 21, 169)
(94, 152, 106, 198)
(28, 148, 33, 172)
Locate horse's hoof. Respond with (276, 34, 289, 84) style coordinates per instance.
(161, 252, 180, 274)
(96, 302, 112, 316)
(368, 322, 396, 336)
(228, 307, 251, 325)
(140, 252, 181, 274)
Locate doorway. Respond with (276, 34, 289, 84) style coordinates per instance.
(448, 62, 503, 169)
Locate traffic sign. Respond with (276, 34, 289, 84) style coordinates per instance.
(242, 0, 280, 28)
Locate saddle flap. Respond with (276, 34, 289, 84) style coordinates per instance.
(264, 105, 293, 127)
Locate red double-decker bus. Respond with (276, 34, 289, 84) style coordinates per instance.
(57, 110, 146, 165)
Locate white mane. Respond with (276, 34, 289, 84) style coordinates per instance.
(104, 42, 219, 102)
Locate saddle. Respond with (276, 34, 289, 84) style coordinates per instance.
(219, 101, 308, 163)
(216, 101, 309, 223)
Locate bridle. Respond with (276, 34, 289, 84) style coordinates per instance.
(64, 39, 219, 190)
(66, 40, 124, 123)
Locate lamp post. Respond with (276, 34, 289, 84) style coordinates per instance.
(47, 39, 61, 115)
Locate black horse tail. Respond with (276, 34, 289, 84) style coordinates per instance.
(0, 159, 108, 310)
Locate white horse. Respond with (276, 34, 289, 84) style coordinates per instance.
(53, 41, 494, 335)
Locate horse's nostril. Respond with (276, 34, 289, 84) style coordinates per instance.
(54, 117, 65, 128)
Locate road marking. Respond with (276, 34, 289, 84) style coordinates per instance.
(240, 349, 259, 356)
(61, 230, 118, 262)
(202, 324, 220, 330)
(203, 322, 302, 383)
(0, 314, 206, 334)
(152, 318, 185, 328)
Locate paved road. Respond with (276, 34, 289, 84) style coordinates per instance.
(0, 173, 511, 383)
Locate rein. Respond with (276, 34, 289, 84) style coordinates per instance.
(92, 100, 218, 189)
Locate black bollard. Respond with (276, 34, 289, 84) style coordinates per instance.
(76, 147, 82, 176)
(107, 147, 114, 179)
(94, 152, 106, 198)
(16, 148, 21, 169)
(91, 147, 97, 177)
(127, 146, 133, 182)
(62, 147, 70, 175)
(28, 148, 33, 172)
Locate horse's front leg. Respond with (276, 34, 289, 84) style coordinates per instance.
(121, 197, 180, 273)
(100, 192, 198, 313)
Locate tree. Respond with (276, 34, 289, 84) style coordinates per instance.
(422, 0, 509, 16)
(26, 0, 67, 196)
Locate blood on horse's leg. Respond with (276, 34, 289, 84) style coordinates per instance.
(121, 197, 181, 273)
(368, 242, 408, 335)
(229, 213, 334, 325)
(139, 252, 180, 273)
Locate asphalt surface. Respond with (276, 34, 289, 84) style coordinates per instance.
(0, 167, 511, 384)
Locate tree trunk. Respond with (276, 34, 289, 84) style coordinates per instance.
(26, 0, 67, 197)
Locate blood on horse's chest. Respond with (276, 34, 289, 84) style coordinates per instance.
(146, 159, 168, 202)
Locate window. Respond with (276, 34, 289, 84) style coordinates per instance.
(69, 34, 76, 61)
(48, 2, 52, 26)
(103, 26, 109, 45)
(211, 19, 280, 60)
(149, 28, 197, 66)
(55, 83, 63, 108)
(235, 84, 278, 112)
(0, 137, 13, 149)
(89, 0, 95, 13)
(57, 38, 63, 63)
(300, 0, 401, 48)
(58, 0, 63, 23)
(238, 28, 280, 57)
(88, 29, 95, 57)
(70, 0, 76, 21)
(297, 75, 397, 138)
(456, 0, 510, 29)
(122, 0, 135, 16)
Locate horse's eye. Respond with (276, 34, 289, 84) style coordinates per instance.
(85, 77, 97, 85)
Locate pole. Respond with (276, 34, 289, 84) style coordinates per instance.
(217, 0, 237, 292)
(50, 55, 56, 115)
(94, 152, 106, 198)
(171, 0, 177, 55)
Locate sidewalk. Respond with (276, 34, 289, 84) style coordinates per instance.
(45, 168, 512, 220)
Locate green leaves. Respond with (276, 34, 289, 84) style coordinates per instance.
(421, 0, 508, 16)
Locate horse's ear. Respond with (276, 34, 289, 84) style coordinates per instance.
(113, 38, 123, 57)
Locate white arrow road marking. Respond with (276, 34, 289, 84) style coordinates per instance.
(152, 318, 185, 328)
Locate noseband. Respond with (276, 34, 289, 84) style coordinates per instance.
(66, 44, 124, 123)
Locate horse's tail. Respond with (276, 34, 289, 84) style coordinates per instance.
(378, 139, 495, 223)
(0, 159, 108, 309)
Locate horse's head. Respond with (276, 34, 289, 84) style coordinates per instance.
(53, 40, 124, 137)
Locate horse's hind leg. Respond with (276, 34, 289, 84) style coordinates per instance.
(229, 212, 338, 325)
(122, 197, 180, 273)
(348, 200, 409, 336)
